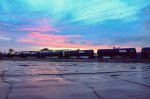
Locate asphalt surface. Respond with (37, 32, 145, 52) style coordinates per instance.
(0, 61, 150, 99)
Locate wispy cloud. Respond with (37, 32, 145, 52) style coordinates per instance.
(11, 17, 60, 32)
(14, 25, 60, 32)
(0, 35, 11, 41)
(18, 32, 81, 44)
(17, 32, 107, 50)
(1, 0, 149, 24)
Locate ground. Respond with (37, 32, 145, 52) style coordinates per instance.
(0, 61, 150, 99)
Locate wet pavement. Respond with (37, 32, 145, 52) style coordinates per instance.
(0, 61, 150, 99)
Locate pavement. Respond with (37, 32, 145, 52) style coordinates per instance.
(0, 61, 150, 99)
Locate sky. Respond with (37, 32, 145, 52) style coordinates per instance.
(0, 0, 150, 52)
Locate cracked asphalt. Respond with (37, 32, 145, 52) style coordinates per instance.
(0, 60, 150, 99)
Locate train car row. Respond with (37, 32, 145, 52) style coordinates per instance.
(98, 47, 150, 59)
(1, 47, 150, 59)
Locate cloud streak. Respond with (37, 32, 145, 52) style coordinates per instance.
(0, 35, 11, 41)
(17, 32, 109, 50)
(1, 0, 149, 24)
(18, 32, 81, 44)
(14, 25, 60, 32)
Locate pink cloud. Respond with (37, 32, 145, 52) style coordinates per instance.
(15, 25, 60, 32)
(17, 32, 109, 51)
(18, 32, 136, 51)
(18, 32, 81, 44)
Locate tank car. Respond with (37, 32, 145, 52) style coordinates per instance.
(39, 51, 63, 58)
(64, 50, 94, 59)
(141, 47, 150, 59)
(97, 48, 136, 59)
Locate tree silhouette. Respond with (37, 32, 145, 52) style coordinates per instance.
(9, 48, 15, 54)
(40, 48, 50, 51)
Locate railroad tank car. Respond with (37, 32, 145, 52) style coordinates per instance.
(14, 51, 40, 58)
(117, 48, 136, 58)
(97, 49, 117, 59)
(20, 51, 32, 58)
(64, 50, 78, 58)
(141, 47, 150, 59)
(97, 48, 136, 59)
(14, 52, 23, 58)
(39, 51, 63, 58)
(64, 50, 94, 59)
(29, 51, 40, 58)
(2, 52, 9, 58)
(78, 50, 94, 59)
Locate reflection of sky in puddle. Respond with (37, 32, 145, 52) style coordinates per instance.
(0, 61, 150, 76)
(25, 76, 65, 84)
(5, 75, 66, 84)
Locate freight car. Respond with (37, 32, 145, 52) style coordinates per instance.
(13, 51, 35, 58)
(14, 52, 23, 58)
(20, 51, 32, 58)
(141, 47, 150, 59)
(117, 48, 136, 58)
(2, 52, 9, 58)
(39, 51, 63, 59)
(97, 48, 136, 59)
(97, 49, 117, 59)
(29, 51, 40, 58)
(64, 50, 94, 59)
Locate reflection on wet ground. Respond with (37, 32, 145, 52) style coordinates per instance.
(0, 61, 150, 99)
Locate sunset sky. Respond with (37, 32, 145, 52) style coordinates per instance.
(0, 0, 150, 52)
